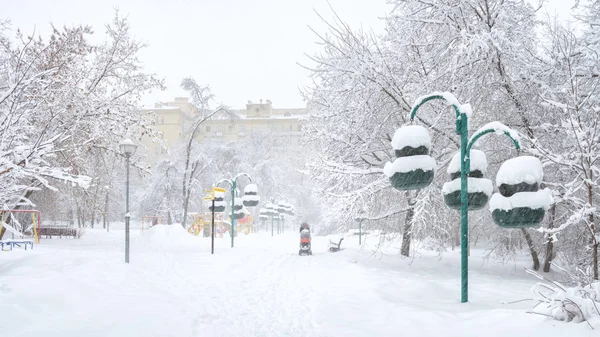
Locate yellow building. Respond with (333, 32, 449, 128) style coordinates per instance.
(142, 98, 307, 162)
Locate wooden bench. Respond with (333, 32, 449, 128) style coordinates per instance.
(38, 227, 80, 239)
(0, 239, 34, 251)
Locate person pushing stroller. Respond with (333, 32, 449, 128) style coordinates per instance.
(299, 222, 312, 255)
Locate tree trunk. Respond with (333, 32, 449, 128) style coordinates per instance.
(103, 190, 109, 230)
(76, 203, 82, 228)
(543, 203, 557, 272)
(589, 183, 597, 280)
(182, 189, 190, 229)
(520, 228, 540, 271)
(400, 197, 415, 257)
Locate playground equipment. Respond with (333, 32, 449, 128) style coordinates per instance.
(236, 213, 254, 235)
(141, 216, 164, 232)
(188, 212, 255, 237)
(0, 210, 41, 250)
(189, 213, 226, 237)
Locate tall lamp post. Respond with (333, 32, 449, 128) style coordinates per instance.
(119, 139, 137, 264)
(217, 173, 252, 248)
(383, 91, 550, 303)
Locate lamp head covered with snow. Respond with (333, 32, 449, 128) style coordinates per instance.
(383, 125, 436, 191)
(242, 183, 260, 207)
(489, 156, 552, 228)
(442, 150, 493, 211)
(119, 138, 137, 156)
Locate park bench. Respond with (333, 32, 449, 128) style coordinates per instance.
(0, 239, 34, 251)
(38, 227, 80, 239)
(328, 237, 344, 252)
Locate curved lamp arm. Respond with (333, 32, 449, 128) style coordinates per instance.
(234, 172, 252, 184)
(409, 92, 469, 134)
(270, 194, 285, 204)
(216, 179, 233, 189)
(466, 122, 521, 155)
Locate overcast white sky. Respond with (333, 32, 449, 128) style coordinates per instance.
(4, 0, 576, 109)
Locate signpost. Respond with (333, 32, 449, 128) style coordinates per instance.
(204, 187, 226, 255)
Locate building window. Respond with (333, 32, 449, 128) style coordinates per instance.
(228, 125, 234, 133)
(289, 125, 292, 131)
(284, 112, 291, 117)
(161, 117, 164, 124)
(206, 125, 211, 132)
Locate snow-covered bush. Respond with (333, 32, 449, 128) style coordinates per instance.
(528, 269, 600, 327)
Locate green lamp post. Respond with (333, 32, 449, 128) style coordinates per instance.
(383, 92, 551, 303)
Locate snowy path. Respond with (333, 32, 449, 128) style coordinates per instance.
(0, 226, 593, 337)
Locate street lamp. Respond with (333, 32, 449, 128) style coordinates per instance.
(268, 195, 295, 235)
(264, 203, 278, 236)
(259, 208, 269, 232)
(217, 173, 254, 248)
(242, 184, 260, 233)
(276, 201, 295, 233)
(383, 92, 552, 303)
(119, 138, 137, 264)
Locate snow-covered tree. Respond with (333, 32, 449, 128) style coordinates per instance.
(0, 12, 163, 236)
(302, 0, 558, 263)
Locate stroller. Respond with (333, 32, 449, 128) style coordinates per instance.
(299, 228, 312, 256)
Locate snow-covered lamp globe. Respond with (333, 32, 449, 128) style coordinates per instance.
(276, 202, 288, 215)
(384, 125, 436, 191)
(209, 191, 227, 213)
(119, 138, 137, 156)
(264, 203, 278, 217)
(242, 184, 260, 207)
(232, 200, 245, 220)
(490, 156, 553, 228)
(285, 203, 295, 216)
(442, 150, 492, 210)
(259, 208, 269, 222)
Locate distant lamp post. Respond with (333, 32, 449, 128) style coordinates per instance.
(217, 173, 253, 248)
(119, 138, 137, 264)
(259, 208, 270, 232)
(264, 203, 279, 236)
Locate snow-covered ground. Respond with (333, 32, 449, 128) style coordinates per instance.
(0, 225, 594, 337)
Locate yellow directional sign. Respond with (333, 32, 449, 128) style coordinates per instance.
(203, 186, 225, 201)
